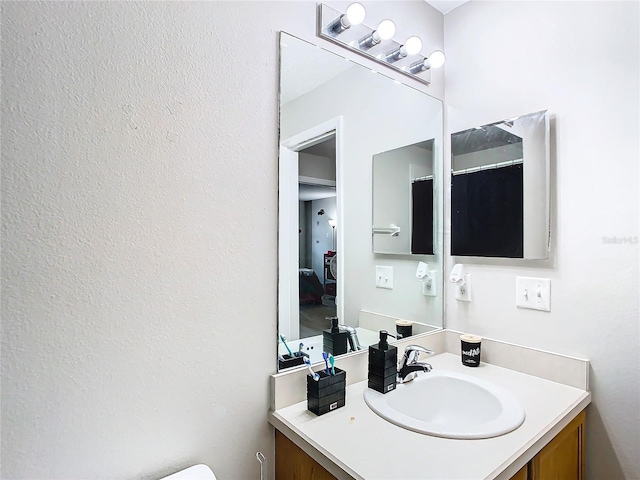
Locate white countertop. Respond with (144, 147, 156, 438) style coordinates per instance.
(269, 353, 590, 480)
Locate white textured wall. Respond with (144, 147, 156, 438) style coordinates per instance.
(1, 1, 443, 479)
(444, 2, 639, 479)
(1, 2, 280, 478)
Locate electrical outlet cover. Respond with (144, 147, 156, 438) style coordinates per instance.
(422, 270, 437, 297)
(454, 274, 471, 302)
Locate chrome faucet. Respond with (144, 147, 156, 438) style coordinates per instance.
(339, 324, 362, 352)
(398, 345, 434, 383)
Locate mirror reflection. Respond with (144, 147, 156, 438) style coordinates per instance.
(277, 33, 444, 371)
(373, 140, 435, 255)
(298, 138, 337, 337)
(451, 110, 550, 259)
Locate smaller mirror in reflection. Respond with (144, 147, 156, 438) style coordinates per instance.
(451, 110, 549, 259)
(372, 140, 435, 255)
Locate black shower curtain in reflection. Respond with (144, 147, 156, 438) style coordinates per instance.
(411, 178, 434, 255)
(451, 164, 523, 258)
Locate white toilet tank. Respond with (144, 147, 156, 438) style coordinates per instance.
(160, 464, 217, 480)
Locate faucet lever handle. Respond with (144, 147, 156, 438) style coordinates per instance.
(404, 344, 434, 356)
(403, 344, 434, 364)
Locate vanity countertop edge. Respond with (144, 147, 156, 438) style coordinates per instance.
(269, 352, 591, 480)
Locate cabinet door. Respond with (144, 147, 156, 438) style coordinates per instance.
(275, 430, 337, 480)
(530, 410, 585, 480)
(510, 464, 528, 480)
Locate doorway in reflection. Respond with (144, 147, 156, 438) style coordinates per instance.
(298, 137, 337, 337)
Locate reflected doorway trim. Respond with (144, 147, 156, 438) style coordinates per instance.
(278, 116, 344, 341)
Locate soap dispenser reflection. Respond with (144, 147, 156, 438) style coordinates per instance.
(322, 317, 349, 355)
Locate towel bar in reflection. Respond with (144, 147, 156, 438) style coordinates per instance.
(372, 224, 401, 236)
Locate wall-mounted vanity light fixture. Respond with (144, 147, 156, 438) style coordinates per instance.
(317, 3, 445, 86)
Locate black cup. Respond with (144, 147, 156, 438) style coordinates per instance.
(395, 321, 413, 339)
(460, 334, 482, 367)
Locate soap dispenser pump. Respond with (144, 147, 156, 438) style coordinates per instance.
(368, 330, 398, 394)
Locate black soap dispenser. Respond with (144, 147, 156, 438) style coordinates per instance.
(368, 330, 398, 394)
(322, 317, 348, 356)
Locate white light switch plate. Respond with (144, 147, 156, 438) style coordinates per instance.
(375, 266, 393, 290)
(516, 276, 551, 311)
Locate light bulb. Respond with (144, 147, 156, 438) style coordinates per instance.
(376, 19, 396, 40)
(345, 3, 366, 26)
(404, 36, 423, 56)
(385, 36, 423, 63)
(327, 2, 365, 35)
(359, 19, 396, 49)
(408, 51, 444, 74)
(428, 50, 446, 68)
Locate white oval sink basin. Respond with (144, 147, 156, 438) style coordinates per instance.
(363, 370, 525, 439)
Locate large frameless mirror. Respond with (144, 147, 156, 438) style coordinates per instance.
(451, 110, 550, 259)
(277, 33, 444, 371)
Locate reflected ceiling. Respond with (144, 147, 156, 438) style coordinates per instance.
(426, 0, 470, 15)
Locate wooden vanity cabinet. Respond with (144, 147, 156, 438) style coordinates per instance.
(274, 410, 585, 480)
(510, 409, 586, 480)
(511, 465, 528, 480)
(527, 410, 585, 480)
(275, 430, 337, 480)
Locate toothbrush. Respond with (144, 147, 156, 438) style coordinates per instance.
(329, 354, 336, 376)
(322, 352, 330, 375)
(297, 342, 304, 357)
(280, 335, 294, 357)
(303, 357, 320, 381)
